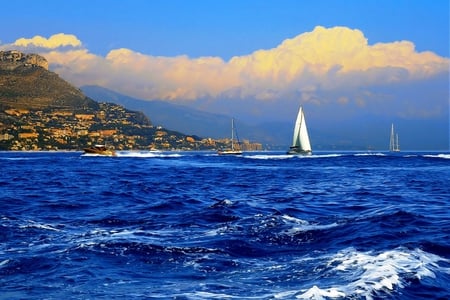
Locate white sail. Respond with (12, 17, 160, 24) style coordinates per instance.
(389, 123, 400, 152)
(288, 106, 312, 155)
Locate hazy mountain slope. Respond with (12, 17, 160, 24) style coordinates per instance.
(81, 85, 291, 147)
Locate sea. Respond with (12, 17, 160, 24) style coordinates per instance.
(1, 150, 449, 300)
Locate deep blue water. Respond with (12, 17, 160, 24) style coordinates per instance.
(1, 150, 449, 299)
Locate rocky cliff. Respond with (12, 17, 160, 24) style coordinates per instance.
(0, 50, 97, 111)
(0, 50, 49, 70)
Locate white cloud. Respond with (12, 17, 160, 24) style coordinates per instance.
(12, 33, 82, 49)
(1, 27, 448, 119)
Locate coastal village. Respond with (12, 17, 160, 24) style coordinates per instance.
(0, 50, 262, 152)
(0, 102, 262, 151)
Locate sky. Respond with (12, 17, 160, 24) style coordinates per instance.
(0, 0, 449, 149)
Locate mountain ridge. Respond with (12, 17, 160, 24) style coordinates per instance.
(81, 85, 291, 149)
(1, 52, 97, 111)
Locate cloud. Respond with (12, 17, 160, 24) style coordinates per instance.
(12, 33, 82, 49)
(1, 27, 448, 119)
(226, 27, 448, 94)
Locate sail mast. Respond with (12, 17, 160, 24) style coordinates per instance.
(218, 117, 242, 155)
(390, 123, 395, 151)
(231, 118, 234, 151)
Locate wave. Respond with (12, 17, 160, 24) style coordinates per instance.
(19, 221, 61, 232)
(116, 150, 183, 158)
(423, 153, 450, 159)
(250, 151, 449, 160)
(0, 157, 41, 161)
(291, 153, 345, 159)
(353, 152, 386, 156)
(279, 214, 339, 234)
(247, 152, 407, 160)
(245, 154, 294, 160)
(246, 153, 345, 160)
(81, 150, 185, 158)
(293, 247, 449, 299)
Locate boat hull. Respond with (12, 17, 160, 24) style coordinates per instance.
(218, 150, 243, 155)
(83, 147, 116, 156)
(287, 148, 312, 156)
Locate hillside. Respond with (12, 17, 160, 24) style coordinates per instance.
(0, 51, 97, 111)
(0, 51, 221, 151)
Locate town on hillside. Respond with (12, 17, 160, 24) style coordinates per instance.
(0, 102, 262, 151)
(0, 50, 262, 152)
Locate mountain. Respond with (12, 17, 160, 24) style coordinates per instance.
(0, 51, 98, 111)
(82, 85, 227, 137)
(81, 85, 291, 149)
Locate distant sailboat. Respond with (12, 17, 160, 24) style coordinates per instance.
(287, 106, 312, 155)
(389, 123, 400, 152)
(218, 118, 243, 155)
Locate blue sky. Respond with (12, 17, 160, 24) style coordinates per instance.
(2, 0, 448, 58)
(1, 0, 449, 149)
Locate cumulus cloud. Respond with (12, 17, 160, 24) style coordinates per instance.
(11, 33, 82, 50)
(1, 27, 448, 111)
(222, 27, 449, 99)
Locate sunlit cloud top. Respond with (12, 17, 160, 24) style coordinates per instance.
(12, 33, 82, 50)
(1, 26, 448, 103)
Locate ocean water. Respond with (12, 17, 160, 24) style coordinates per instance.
(1, 150, 449, 299)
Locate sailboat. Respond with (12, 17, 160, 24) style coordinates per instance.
(287, 106, 312, 155)
(218, 118, 243, 155)
(389, 123, 400, 152)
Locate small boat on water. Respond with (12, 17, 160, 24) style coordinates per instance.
(83, 144, 116, 156)
(218, 118, 242, 155)
(287, 106, 312, 155)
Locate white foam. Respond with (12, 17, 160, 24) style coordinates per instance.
(310, 153, 344, 158)
(424, 153, 450, 159)
(270, 247, 449, 299)
(291, 153, 344, 158)
(323, 247, 448, 299)
(281, 215, 310, 225)
(297, 285, 345, 299)
(244, 153, 344, 160)
(0, 259, 10, 266)
(281, 215, 339, 234)
(354, 152, 386, 156)
(246, 154, 294, 160)
(116, 151, 182, 158)
(20, 220, 60, 231)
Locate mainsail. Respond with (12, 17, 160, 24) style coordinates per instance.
(389, 123, 400, 152)
(288, 106, 312, 155)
